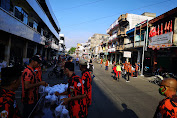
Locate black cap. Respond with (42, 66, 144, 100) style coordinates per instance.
(65, 62, 74, 71)
(31, 55, 42, 63)
(1, 66, 23, 86)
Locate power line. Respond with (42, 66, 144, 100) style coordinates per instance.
(62, 0, 172, 28)
(54, 0, 104, 12)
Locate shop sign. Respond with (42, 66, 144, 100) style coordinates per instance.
(104, 52, 108, 55)
(149, 31, 173, 46)
(123, 51, 131, 58)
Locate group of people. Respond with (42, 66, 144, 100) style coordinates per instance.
(0, 55, 92, 118)
(0, 55, 48, 118)
(100, 58, 139, 82)
(55, 58, 92, 118)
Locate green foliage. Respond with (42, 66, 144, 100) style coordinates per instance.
(68, 47, 76, 54)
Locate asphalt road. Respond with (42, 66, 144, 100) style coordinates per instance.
(88, 62, 164, 118)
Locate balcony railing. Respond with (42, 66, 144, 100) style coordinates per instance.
(118, 14, 129, 27)
(0, 7, 46, 45)
(134, 41, 145, 47)
(107, 19, 119, 34)
(109, 33, 117, 41)
(124, 43, 133, 49)
(108, 48, 116, 52)
(51, 43, 59, 50)
(26, 0, 59, 40)
(117, 45, 124, 51)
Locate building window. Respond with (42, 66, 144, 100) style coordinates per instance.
(0, 0, 12, 12)
(14, 6, 28, 25)
(33, 21, 38, 30)
(41, 28, 44, 36)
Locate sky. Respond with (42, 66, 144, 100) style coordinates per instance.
(49, 0, 177, 49)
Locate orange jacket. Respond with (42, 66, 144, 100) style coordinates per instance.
(35, 66, 42, 82)
(100, 59, 103, 64)
(105, 61, 109, 66)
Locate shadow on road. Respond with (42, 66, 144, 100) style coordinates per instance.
(122, 103, 138, 118)
(88, 80, 138, 118)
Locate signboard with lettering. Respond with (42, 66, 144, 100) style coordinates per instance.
(149, 31, 173, 46)
(123, 51, 131, 58)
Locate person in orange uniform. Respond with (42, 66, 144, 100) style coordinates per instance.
(79, 59, 92, 107)
(100, 58, 103, 68)
(55, 62, 87, 118)
(0, 66, 22, 118)
(35, 55, 42, 82)
(126, 62, 131, 82)
(135, 63, 138, 77)
(105, 59, 109, 70)
(21, 56, 48, 118)
(154, 78, 177, 118)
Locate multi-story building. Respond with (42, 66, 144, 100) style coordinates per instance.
(75, 43, 84, 57)
(0, 0, 60, 65)
(126, 7, 177, 75)
(89, 34, 109, 58)
(107, 13, 155, 64)
(59, 34, 66, 53)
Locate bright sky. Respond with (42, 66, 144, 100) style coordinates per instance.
(50, 0, 177, 48)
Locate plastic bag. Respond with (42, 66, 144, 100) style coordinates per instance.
(55, 102, 64, 117)
(60, 106, 70, 118)
(45, 93, 51, 104)
(51, 94, 58, 105)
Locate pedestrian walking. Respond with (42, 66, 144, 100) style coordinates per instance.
(0, 66, 22, 118)
(100, 58, 103, 68)
(21, 55, 48, 118)
(135, 63, 138, 77)
(116, 63, 121, 81)
(105, 59, 109, 70)
(79, 59, 92, 107)
(112, 64, 117, 79)
(154, 78, 177, 118)
(55, 62, 88, 118)
(123, 61, 127, 79)
(126, 62, 131, 82)
(87, 59, 95, 79)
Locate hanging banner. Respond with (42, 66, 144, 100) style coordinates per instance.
(149, 31, 173, 46)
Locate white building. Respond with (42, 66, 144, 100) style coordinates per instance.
(0, 0, 61, 65)
(59, 34, 66, 53)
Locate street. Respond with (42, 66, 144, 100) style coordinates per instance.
(44, 59, 163, 118)
(88, 62, 164, 118)
(15, 60, 164, 118)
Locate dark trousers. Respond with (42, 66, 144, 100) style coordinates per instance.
(126, 72, 130, 81)
(135, 70, 138, 77)
(105, 66, 108, 70)
(23, 103, 36, 118)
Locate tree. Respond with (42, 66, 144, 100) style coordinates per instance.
(68, 47, 76, 54)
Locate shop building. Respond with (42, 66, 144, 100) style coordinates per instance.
(0, 0, 60, 65)
(126, 7, 177, 75)
(107, 13, 155, 64)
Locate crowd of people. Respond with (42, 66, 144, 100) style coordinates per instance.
(0, 54, 93, 118)
(100, 58, 139, 82)
(1, 54, 177, 118)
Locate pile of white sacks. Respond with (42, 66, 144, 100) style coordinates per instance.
(39, 83, 70, 118)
